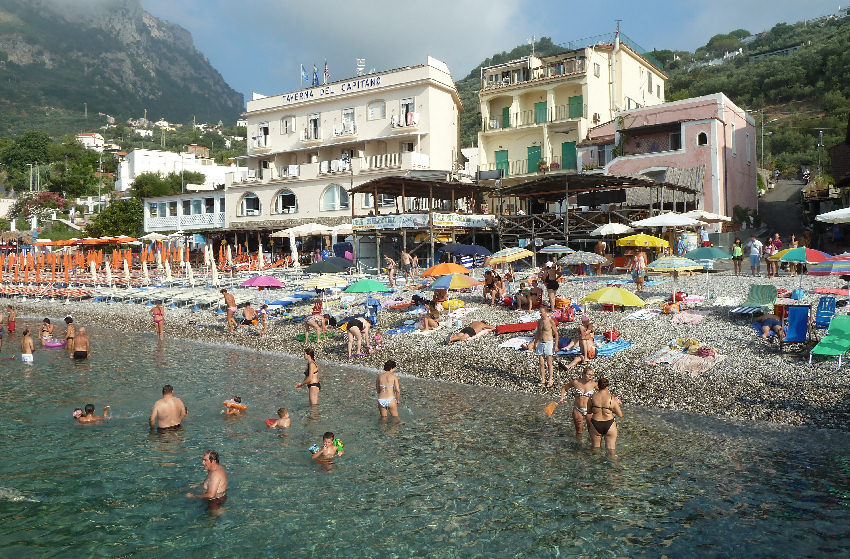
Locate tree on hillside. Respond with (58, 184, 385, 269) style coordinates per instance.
(85, 198, 144, 238)
(8, 192, 68, 220)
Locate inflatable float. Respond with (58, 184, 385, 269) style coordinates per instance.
(441, 299, 465, 311)
(43, 339, 67, 348)
(223, 400, 247, 411)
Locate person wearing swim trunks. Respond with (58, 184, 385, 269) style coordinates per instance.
(587, 377, 623, 453)
(20, 327, 34, 363)
(311, 432, 344, 461)
(39, 318, 54, 343)
(755, 313, 785, 342)
(70, 327, 90, 359)
(295, 348, 320, 405)
(149, 301, 165, 342)
(558, 367, 598, 437)
(150, 384, 187, 432)
(343, 317, 371, 358)
(528, 305, 558, 388)
(220, 289, 237, 333)
(376, 359, 401, 418)
(239, 302, 258, 328)
(448, 321, 496, 344)
(186, 449, 227, 511)
(63, 316, 75, 353)
(6, 305, 15, 334)
(399, 250, 413, 284)
(76, 403, 109, 423)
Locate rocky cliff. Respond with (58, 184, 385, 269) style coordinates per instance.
(0, 0, 243, 134)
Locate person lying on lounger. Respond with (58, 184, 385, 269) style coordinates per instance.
(448, 321, 496, 344)
(755, 313, 785, 342)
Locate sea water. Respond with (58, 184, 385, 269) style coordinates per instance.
(0, 327, 849, 558)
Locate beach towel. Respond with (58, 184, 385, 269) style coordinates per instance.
(406, 306, 427, 315)
(643, 296, 666, 305)
(671, 311, 712, 325)
(626, 309, 661, 321)
(712, 296, 739, 307)
(448, 307, 475, 319)
(499, 336, 534, 350)
(813, 288, 849, 295)
(644, 346, 686, 365)
(518, 311, 541, 323)
(496, 322, 538, 335)
(672, 353, 727, 376)
(456, 328, 494, 343)
(751, 322, 778, 338)
(556, 335, 606, 355)
(557, 337, 632, 357)
(295, 332, 337, 342)
(643, 279, 668, 286)
(385, 324, 417, 335)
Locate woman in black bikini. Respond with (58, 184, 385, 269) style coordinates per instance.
(586, 377, 623, 452)
(295, 347, 320, 405)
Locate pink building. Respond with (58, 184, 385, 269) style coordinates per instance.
(577, 93, 757, 217)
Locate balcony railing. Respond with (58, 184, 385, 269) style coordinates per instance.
(319, 159, 352, 174)
(145, 212, 225, 232)
(482, 58, 586, 90)
(366, 152, 401, 170)
(333, 122, 357, 137)
(483, 103, 584, 131)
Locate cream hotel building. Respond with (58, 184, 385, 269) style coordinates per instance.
(228, 57, 462, 229)
(477, 36, 667, 177)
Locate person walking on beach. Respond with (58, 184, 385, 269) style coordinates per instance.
(384, 255, 397, 288)
(6, 305, 16, 335)
(747, 235, 763, 276)
(149, 384, 187, 432)
(541, 261, 560, 308)
(528, 305, 558, 388)
(70, 327, 90, 359)
(186, 450, 227, 510)
(295, 348, 320, 405)
(558, 367, 598, 437)
(376, 359, 401, 418)
(221, 289, 237, 333)
(587, 377, 623, 453)
(20, 327, 34, 363)
(731, 239, 743, 276)
(400, 250, 413, 284)
(149, 301, 165, 341)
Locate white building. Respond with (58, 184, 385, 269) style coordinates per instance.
(114, 148, 246, 193)
(143, 192, 227, 234)
(75, 133, 105, 152)
(229, 56, 462, 228)
(135, 129, 154, 138)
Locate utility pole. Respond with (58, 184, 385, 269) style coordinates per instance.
(98, 152, 103, 205)
(181, 146, 185, 194)
(27, 163, 33, 192)
(818, 129, 824, 177)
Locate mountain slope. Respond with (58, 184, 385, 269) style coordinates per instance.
(0, 0, 243, 135)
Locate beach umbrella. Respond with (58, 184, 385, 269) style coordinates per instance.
(240, 275, 284, 288)
(582, 285, 645, 334)
(778, 247, 830, 289)
(89, 260, 98, 284)
(345, 278, 390, 293)
(808, 254, 850, 276)
(647, 255, 703, 299)
(324, 256, 354, 267)
(682, 209, 731, 223)
(123, 258, 130, 285)
(538, 244, 573, 255)
(178, 244, 184, 265)
(288, 232, 298, 268)
(186, 261, 195, 288)
(631, 212, 706, 228)
(305, 260, 348, 274)
(140, 232, 168, 241)
(211, 261, 219, 287)
(684, 246, 732, 298)
(590, 223, 634, 236)
(164, 260, 173, 283)
(226, 245, 234, 271)
(302, 275, 348, 290)
(257, 242, 264, 271)
(558, 251, 608, 266)
(616, 233, 669, 248)
(155, 249, 162, 270)
(429, 273, 482, 290)
(488, 247, 534, 265)
(815, 207, 850, 224)
(105, 264, 113, 287)
(454, 244, 492, 256)
(421, 262, 471, 277)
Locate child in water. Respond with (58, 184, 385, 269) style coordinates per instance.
(310, 431, 344, 461)
(267, 408, 290, 429)
(74, 403, 109, 423)
(223, 396, 245, 416)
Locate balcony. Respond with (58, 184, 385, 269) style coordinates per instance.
(299, 128, 322, 146)
(319, 158, 352, 175)
(483, 100, 585, 132)
(145, 212, 225, 232)
(390, 111, 420, 132)
(482, 58, 586, 91)
(332, 122, 357, 138)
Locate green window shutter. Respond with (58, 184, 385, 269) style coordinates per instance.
(568, 95, 583, 118)
(495, 150, 509, 177)
(502, 107, 510, 129)
(534, 102, 547, 124)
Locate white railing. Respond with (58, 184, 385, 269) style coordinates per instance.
(145, 212, 225, 231)
(366, 152, 401, 169)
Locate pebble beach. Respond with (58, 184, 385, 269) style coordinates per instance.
(12, 267, 850, 431)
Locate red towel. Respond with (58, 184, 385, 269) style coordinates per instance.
(813, 288, 849, 295)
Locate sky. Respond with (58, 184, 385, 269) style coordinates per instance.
(140, 0, 843, 103)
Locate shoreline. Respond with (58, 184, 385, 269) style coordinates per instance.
(9, 270, 850, 432)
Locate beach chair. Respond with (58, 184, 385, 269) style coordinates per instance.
(780, 305, 811, 354)
(729, 284, 778, 319)
(364, 296, 381, 326)
(809, 314, 850, 366)
(812, 296, 837, 339)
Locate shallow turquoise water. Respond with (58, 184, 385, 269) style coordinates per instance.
(0, 326, 849, 558)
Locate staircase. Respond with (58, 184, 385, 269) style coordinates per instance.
(50, 218, 84, 231)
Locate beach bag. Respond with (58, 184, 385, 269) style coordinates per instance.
(604, 327, 620, 341)
(561, 306, 575, 322)
(586, 346, 597, 359)
(791, 289, 804, 300)
(673, 292, 687, 302)
(663, 302, 681, 314)
(503, 296, 513, 306)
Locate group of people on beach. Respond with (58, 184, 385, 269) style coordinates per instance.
(732, 232, 804, 277)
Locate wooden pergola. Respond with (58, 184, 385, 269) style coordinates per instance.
(349, 176, 492, 268)
(490, 173, 701, 248)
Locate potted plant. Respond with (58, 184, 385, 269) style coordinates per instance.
(549, 161, 560, 170)
(537, 159, 548, 173)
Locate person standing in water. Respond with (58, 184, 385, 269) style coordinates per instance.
(558, 367, 598, 437)
(20, 327, 34, 363)
(63, 316, 76, 353)
(6, 305, 16, 335)
(70, 327, 91, 359)
(586, 377, 624, 453)
(376, 359, 401, 418)
(149, 301, 165, 341)
(295, 347, 320, 406)
(186, 450, 227, 509)
(149, 384, 187, 432)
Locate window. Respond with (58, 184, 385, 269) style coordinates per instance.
(368, 100, 386, 120)
(400, 142, 415, 153)
(149, 203, 157, 218)
(168, 201, 178, 216)
(698, 132, 708, 146)
(593, 62, 601, 77)
(205, 197, 215, 213)
(239, 193, 261, 216)
(219, 198, 226, 213)
(273, 189, 298, 214)
(731, 123, 736, 156)
(364, 193, 395, 208)
(647, 73, 653, 94)
(158, 204, 166, 218)
(306, 114, 320, 140)
(320, 184, 349, 211)
(657, 84, 661, 98)
(746, 132, 751, 165)
(280, 116, 295, 134)
(670, 132, 682, 151)
(342, 108, 355, 125)
(182, 200, 191, 215)
(400, 97, 414, 126)
(255, 122, 269, 147)
(192, 200, 202, 215)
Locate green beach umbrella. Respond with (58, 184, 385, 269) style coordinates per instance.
(344, 279, 390, 293)
(684, 247, 731, 261)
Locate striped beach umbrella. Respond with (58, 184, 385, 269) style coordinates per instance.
(538, 244, 574, 254)
(778, 247, 830, 264)
(421, 262, 471, 277)
(302, 275, 348, 290)
(808, 254, 850, 276)
(488, 247, 534, 265)
(558, 251, 608, 265)
(646, 256, 703, 272)
(429, 273, 482, 290)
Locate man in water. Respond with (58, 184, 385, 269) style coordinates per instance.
(20, 327, 34, 363)
(6, 305, 16, 334)
(528, 305, 558, 388)
(448, 321, 496, 344)
(149, 384, 187, 432)
(221, 289, 237, 333)
(186, 449, 227, 509)
(70, 327, 90, 359)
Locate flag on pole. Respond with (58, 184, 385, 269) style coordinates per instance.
(312, 64, 319, 86)
(300, 64, 310, 83)
(323, 60, 330, 84)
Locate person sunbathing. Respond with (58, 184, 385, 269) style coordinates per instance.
(448, 321, 496, 344)
(755, 313, 785, 342)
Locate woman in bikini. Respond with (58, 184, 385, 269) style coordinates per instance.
(384, 255, 397, 288)
(420, 301, 440, 331)
(344, 317, 371, 358)
(295, 347, 320, 405)
(304, 313, 335, 342)
(586, 377, 623, 452)
(375, 359, 401, 418)
(149, 301, 165, 341)
(39, 318, 54, 343)
(557, 367, 598, 437)
(630, 251, 647, 292)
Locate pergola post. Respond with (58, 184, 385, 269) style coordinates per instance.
(351, 190, 357, 270)
(429, 185, 435, 266)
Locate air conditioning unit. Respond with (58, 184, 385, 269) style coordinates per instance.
(592, 113, 601, 124)
(245, 209, 260, 216)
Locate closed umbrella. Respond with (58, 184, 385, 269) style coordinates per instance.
(289, 232, 298, 267)
(123, 258, 131, 285)
(105, 264, 113, 287)
(89, 260, 98, 284)
(257, 241, 264, 271)
(211, 259, 220, 287)
(164, 260, 173, 283)
(226, 245, 234, 271)
(155, 249, 162, 270)
(186, 261, 195, 288)
(142, 259, 150, 285)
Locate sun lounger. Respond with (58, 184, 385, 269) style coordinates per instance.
(729, 284, 777, 319)
(780, 305, 811, 353)
(809, 314, 850, 366)
(812, 296, 837, 338)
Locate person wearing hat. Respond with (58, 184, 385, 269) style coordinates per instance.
(558, 315, 597, 371)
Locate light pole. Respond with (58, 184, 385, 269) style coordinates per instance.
(761, 115, 778, 171)
(181, 146, 185, 193)
(26, 163, 33, 192)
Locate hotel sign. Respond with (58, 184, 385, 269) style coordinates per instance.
(281, 77, 383, 105)
(352, 213, 497, 230)
(432, 213, 497, 228)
